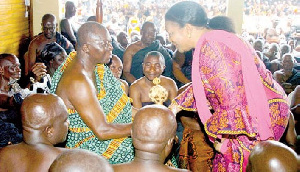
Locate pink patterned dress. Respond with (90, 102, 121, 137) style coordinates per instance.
(173, 30, 290, 172)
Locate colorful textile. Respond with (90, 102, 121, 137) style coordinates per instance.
(130, 40, 173, 80)
(51, 52, 134, 164)
(0, 109, 23, 148)
(179, 127, 214, 172)
(173, 30, 290, 172)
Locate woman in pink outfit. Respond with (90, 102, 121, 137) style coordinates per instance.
(165, 1, 296, 171)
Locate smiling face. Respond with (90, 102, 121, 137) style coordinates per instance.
(0, 55, 21, 81)
(143, 54, 165, 81)
(52, 51, 67, 69)
(165, 21, 190, 53)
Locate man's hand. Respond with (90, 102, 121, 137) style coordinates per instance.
(168, 103, 181, 115)
(31, 63, 47, 82)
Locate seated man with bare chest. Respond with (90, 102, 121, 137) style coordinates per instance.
(50, 22, 134, 164)
(129, 51, 178, 108)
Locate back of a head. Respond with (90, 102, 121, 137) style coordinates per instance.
(247, 140, 297, 172)
(49, 149, 113, 172)
(40, 42, 66, 63)
(21, 94, 63, 129)
(132, 105, 177, 153)
(208, 16, 236, 33)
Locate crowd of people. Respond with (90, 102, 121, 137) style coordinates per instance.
(0, 0, 300, 171)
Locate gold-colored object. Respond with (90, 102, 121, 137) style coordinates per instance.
(149, 77, 168, 105)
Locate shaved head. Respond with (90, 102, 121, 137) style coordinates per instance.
(77, 21, 108, 48)
(247, 140, 297, 172)
(49, 149, 113, 172)
(42, 14, 56, 24)
(132, 105, 176, 153)
(21, 94, 66, 129)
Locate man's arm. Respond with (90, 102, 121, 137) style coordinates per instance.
(172, 51, 190, 84)
(166, 78, 178, 101)
(129, 82, 142, 109)
(27, 40, 38, 76)
(123, 45, 136, 84)
(67, 77, 131, 140)
(61, 19, 76, 45)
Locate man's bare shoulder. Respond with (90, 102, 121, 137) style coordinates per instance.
(29, 34, 45, 46)
(125, 41, 142, 54)
(0, 143, 26, 161)
(130, 77, 144, 88)
(161, 76, 177, 86)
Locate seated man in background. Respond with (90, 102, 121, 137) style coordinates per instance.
(107, 55, 129, 95)
(113, 105, 188, 172)
(117, 31, 129, 50)
(49, 149, 113, 172)
(274, 53, 300, 94)
(26, 13, 74, 76)
(51, 22, 134, 164)
(123, 21, 173, 84)
(129, 51, 177, 108)
(0, 94, 69, 172)
(246, 140, 298, 172)
(0, 53, 47, 147)
(60, 1, 78, 47)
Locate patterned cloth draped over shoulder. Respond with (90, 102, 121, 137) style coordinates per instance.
(50, 51, 134, 164)
(173, 30, 290, 172)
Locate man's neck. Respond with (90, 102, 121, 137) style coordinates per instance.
(22, 127, 52, 146)
(134, 149, 165, 164)
(75, 51, 97, 76)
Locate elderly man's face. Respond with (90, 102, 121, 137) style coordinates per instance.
(42, 18, 57, 39)
(0, 55, 21, 81)
(141, 24, 157, 46)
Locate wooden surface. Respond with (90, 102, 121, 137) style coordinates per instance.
(0, 0, 30, 56)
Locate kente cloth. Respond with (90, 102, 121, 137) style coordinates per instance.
(172, 30, 290, 172)
(50, 52, 134, 164)
(179, 127, 214, 172)
(130, 40, 174, 80)
(286, 68, 300, 85)
(0, 109, 23, 148)
(55, 32, 74, 54)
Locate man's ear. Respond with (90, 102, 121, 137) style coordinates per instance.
(45, 126, 54, 138)
(0, 66, 4, 75)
